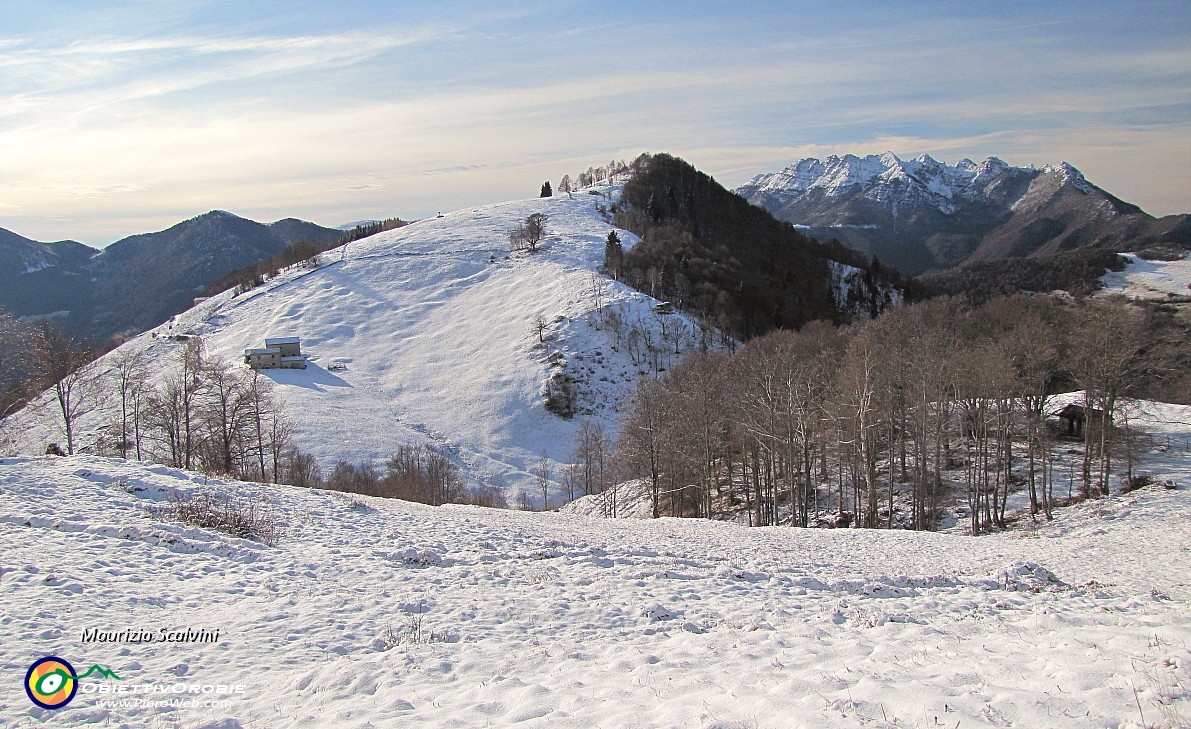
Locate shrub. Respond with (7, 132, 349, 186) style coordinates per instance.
(156, 491, 286, 545)
(544, 369, 577, 418)
(379, 599, 457, 649)
(1121, 473, 1153, 493)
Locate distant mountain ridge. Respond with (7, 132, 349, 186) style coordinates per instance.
(0, 212, 342, 340)
(0, 228, 97, 323)
(737, 153, 1190, 275)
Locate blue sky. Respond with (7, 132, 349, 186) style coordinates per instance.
(1, 0, 1188, 244)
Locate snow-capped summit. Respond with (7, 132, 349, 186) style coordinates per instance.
(737, 153, 1185, 275)
(741, 152, 1030, 211)
(1042, 161, 1096, 194)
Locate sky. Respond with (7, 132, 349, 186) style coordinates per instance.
(1, 0, 1189, 246)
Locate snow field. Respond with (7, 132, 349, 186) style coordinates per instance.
(1101, 252, 1191, 300)
(1, 454, 1188, 728)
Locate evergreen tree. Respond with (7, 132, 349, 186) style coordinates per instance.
(540, 181, 553, 197)
(604, 231, 624, 279)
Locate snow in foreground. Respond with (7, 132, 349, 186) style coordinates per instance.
(1, 455, 1189, 728)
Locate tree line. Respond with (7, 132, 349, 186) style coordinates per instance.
(556, 161, 632, 195)
(0, 315, 503, 509)
(614, 294, 1163, 533)
(922, 249, 1130, 304)
(323, 445, 506, 508)
(1, 326, 307, 482)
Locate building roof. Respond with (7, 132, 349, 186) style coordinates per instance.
(245, 348, 281, 356)
(280, 355, 308, 361)
(264, 337, 301, 346)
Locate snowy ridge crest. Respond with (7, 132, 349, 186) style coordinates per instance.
(741, 152, 1062, 213)
(744, 152, 1023, 195)
(1041, 161, 1097, 194)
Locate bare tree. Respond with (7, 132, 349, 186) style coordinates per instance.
(574, 419, 610, 497)
(108, 348, 149, 459)
(146, 338, 206, 468)
(509, 225, 527, 253)
(733, 323, 839, 527)
(534, 450, 552, 510)
(267, 409, 296, 484)
(197, 357, 255, 476)
(618, 378, 668, 517)
(524, 213, 548, 252)
(838, 323, 884, 528)
(241, 370, 288, 482)
(531, 314, 549, 343)
(982, 296, 1063, 519)
(379, 444, 464, 505)
(282, 448, 321, 488)
(665, 352, 733, 519)
(29, 321, 98, 455)
(1070, 297, 1144, 496)
(562, 461, 582, 504)
(509, 213, 548, 253)
(607, 291, 1150, 533)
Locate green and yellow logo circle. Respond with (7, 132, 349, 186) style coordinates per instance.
(25, 656, 78, 710)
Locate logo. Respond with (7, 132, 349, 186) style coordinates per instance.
(25, 657, 120, 710)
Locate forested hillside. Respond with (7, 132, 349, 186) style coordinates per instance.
(922, 249, 1130, 302)
(610, 154, 916, 340)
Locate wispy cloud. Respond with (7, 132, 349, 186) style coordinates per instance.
(0, 1, 1187, 242)
(0, 26, 457, 113)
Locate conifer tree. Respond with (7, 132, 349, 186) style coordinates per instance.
(604, 231, 624, 279)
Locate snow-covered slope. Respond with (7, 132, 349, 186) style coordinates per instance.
(1101, 252, 1191, 299)
(2, 189, 700, 503)
(1, 451, 1188, 727)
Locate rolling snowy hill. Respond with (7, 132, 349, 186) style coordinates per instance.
(0, 444, 1187, 727)
(1, 189, 702, 503)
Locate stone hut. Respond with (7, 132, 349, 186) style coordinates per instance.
(244, 337, 308, 370)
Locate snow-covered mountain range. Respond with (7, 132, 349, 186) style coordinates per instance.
(1, 189, 704, 504)
(738, 153, 1190, 275)
(741, 153, 1030, 212)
